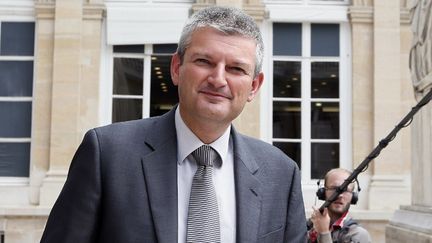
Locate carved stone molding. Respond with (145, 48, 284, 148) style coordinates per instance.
(349, 6, 373, 23)
(350, 6, 412, 25)
(191, 2, 213, 14)
(35, 2, 55, 20)
(35, 0, 103, 3)
(401, 7, 411, 24)
(0, 1, 35, 17)
(35, 2, 104, 20)
(191, 1, 266, 22)
(83, 3, 104, 20)
(243, 3, 267, 22)
(352, 0, 373, 7)
(35, 0, 55, 3)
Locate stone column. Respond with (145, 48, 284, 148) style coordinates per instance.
(349, 0, 374, 205)
(39, 0, 103, 206)
(31, 1, 55, 206)
(39, 0, 83, 206)
(386, 0, 432, 241)
(368, 0, 411, 210)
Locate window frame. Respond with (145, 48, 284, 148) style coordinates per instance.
(0, 13, 35, 184)
(262, 20, 351, 184)
(103, 44, 178, 124)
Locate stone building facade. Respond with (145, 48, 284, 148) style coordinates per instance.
(0, 0, 419, 242)
(386, 0, 432, 241)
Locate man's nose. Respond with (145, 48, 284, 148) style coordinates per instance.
(207, 64, 227, 88)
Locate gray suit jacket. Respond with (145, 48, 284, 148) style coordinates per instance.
(41, 108, 307, 243)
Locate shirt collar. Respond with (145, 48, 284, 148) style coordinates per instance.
(174, 105, 231, 166)
(331, 211, 349, 230)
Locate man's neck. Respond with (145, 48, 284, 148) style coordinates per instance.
(179, 107, 231, 144)
(329, 211, 349, 228)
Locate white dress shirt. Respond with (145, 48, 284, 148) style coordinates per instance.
(175, 106, 236, 243)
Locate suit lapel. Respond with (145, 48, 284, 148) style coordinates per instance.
(232, 128, 262, 243)
(141, 109, 178, 243)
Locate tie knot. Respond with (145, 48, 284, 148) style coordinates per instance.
(192, 145, 218, 167)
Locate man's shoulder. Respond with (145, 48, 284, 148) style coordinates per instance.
(343, 217, 358, 227)
(86, 113, 174, 145)
(235, 132, 281, 153)
(234, 132, 298, 167)
(97, 117, 155, 132)
(344, 218, 371, 242)
(94, 110, 175, 136)
(91, 118, 154, 137)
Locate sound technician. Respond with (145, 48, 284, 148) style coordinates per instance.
(307, 168, 371, 243)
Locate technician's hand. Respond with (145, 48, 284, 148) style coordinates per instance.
(310, 206, 330, 234)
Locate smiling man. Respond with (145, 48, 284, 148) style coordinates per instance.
(41, 6, 307, 243)
(308, 168, 371, 243)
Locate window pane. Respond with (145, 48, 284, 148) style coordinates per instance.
(113, 58, 143, 95)
(311, 143, 339, 179)
(273, 61, 301, 98)
(273, 142, 301, 169)
(311, 24, 339, 57)
(0, 142, 30, 177)
(112, 98, 142, 123)
(0, 61, 33, 96)
(150, 55, 178, 117)
(153, 44, 178, 54)
(311, 62, 339, 98)
(1, 22, 35, 56)
(0, 102, 32, 137)
(273, 23, 301, 56)
(311, 102, 339, 139)
(273, 101, 301, 139)
(113, 45, 144, 53)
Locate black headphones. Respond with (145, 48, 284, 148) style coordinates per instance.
(316, 179, 360, 205)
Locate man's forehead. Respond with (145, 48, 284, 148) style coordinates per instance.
(327, 171, 350, 184)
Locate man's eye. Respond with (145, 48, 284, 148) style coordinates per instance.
(229, 66, 247, 75)
(195, 58, 210, 65)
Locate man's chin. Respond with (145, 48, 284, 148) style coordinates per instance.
(330, 206, 346, 215)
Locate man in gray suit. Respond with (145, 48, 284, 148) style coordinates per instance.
(41, 6, 307, 243)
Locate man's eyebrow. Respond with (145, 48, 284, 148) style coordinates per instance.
(231, 61, 254, 73)
(231, 61, 251, 68)
(189, 52, 211, 59)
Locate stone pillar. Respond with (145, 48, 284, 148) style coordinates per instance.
(30, 2, 55, 206)
(3, 216, 47, 243)
(368, 0, 411, 210)
(39, 0, 103, 206)
(386, 0, 432, 241)
(349, 0, 374, 205)
(39, 0, 83, 206)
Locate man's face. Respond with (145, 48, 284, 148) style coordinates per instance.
(171, 27, 263, 129)
(325, 171, 354, 218)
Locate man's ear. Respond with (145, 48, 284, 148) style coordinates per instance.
(247, 72, 264, 102)
(170, 52, 181, 86)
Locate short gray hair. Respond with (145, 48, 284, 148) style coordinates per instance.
(177, 6, 264, 78)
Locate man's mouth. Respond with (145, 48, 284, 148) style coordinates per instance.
(333, 201, 344, 206)
(199, 89, 232, 99)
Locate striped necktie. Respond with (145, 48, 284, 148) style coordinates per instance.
(186, 145, 221, 243)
